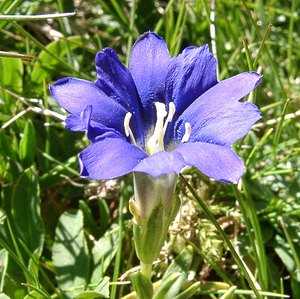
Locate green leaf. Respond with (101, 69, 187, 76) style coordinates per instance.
(0, 294, 10, 299)
(19, 120, 36, 168)
(173, 282, 200, 299)
(11, 167, 44, 255)
(94, 276, 110, 298)
(24, 291, 44, 299)
(0, 57, 23, 97)
(52, 209, 89, 298)
(219, 286, 237, 299)
(79, 200, 99, 237)
(152, 245, 194, 299)
(90, 225, 119, 284)
(131, 272, 153, 299)
(153, 272, 184, 299)
(164, 245, 193, 278)
(0, 209, 6, 224)
(0, 130, 17, 161)
(75, 277, 110, 299)
(31, 36, 85, 85)
(0, 249, 8, 292)
(291, 273, 300, 299)
(274, 235, 295, 272)
(74, 292, 103, 299)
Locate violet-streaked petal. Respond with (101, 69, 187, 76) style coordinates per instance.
(165, 45, 217, 118)
(175, 72, 262, 146)
(129, 32, 171, 125)
(176, 142, 245, 183)
(133, 150, 186, 176)
(79, 137, 147, 180)
(95, 48, 145, 142)
(95, 48, 142, 115)
(50, 77, 129, 134)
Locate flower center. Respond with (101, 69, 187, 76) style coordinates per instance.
(124, 102, 192, 155)
(146, 102, 175, 155)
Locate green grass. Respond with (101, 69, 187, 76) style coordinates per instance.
(0, 0, 299, 298)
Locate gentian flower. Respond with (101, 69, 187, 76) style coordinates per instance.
(50, 32, 262, 268)
(50, 32, 261, 184)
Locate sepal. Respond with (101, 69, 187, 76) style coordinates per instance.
(131, 173, 180, 264)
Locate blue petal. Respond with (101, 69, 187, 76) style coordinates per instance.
(65, 105, 92, 131)
(176, 142, 245, 183)
(175, 72, 262, 146)
(129, 32, 171, 126)
(50, 77, 128, 135)
(133, 151, 186, 176)
(95, 48, 142, 115)
(95, 48, 144, 143)
(65, 105, 125, 143)
(165, 45, 217, 118)
(79, 137, 147, 180)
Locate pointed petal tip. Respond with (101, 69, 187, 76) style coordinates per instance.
(138, 31, 163, 40)
(49, 77, 70, 92)
(95, 47, 117, 64)
(245, 71, 263, 87)
(132, 31, 166, 51)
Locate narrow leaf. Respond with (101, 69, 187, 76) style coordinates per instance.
(11, 167, 44, 256)
(153, 272, 184, 299)
(19, 119, 36, 168)
(164, 245, 193, 278)
(131, 272, 153, 299)
(0, 249, 8, 292)
(174, 282, 200, 299)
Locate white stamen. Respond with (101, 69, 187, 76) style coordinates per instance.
(155, 102, 168, 119)
(124, 112, 132, 137)
(124, 112, 137, 146)
(146, 102, 168, 155)
(162, 102, 176, 136)
(181, 122, 191, 143)
(166, 102, 176, 123)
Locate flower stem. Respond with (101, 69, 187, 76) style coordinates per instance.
(140, 262, 152, 281)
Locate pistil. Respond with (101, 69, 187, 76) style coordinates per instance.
(146, 102, 176, 155)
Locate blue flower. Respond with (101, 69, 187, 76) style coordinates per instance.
(50, 32, 262, 184)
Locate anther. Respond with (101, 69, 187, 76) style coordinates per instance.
(124, 112, 137, 146)
(124, 112, 132, 137)
(181, 122, 191, 143)
(166, 102, 176, 123)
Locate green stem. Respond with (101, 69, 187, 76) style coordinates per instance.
(233, 182, 269, 290)
(140, 262, 152, 281)
(110, 181, 125, 299)
(125, 0, 137, 67)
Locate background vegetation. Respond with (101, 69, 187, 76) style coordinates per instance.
(0, 0, 299, 298)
